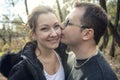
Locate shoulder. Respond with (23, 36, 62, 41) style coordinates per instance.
(90, 52, 118, 80)
(0, 51, 22, 77)
(88, 71, 118, 80)
(8, 59, 34, 80)
(9, 55, 45, 80)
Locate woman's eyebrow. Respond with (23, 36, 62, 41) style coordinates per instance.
(54, 22, 59, 25)
(39, 24, 49, 27)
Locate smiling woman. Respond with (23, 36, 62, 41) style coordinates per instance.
(0, 4, 70, 80)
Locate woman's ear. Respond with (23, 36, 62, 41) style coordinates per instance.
(30, 31, 36, 40)
(82, 28, 94, 40)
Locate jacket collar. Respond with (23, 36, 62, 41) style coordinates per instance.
(21, 41, 37, 60)
(21, 41, 44, 69)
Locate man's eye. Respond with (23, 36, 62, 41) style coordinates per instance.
(64, 22, 73, 26)
(64, 20, 73, 26)
(67, 22, 73, 25)
(64, 20, 69, 26)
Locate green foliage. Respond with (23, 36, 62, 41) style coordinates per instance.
(1, 43, 10, 52)
(0, 37, 29, 56)
(0, 52, 4, 57)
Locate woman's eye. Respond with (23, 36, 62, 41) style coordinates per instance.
(54, 25, 60, 30)
(40, 27, 49, 32)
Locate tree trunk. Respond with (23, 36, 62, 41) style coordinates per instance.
(25, 0, 29, 15)
(56, 0, 63, 22)
(99, 0, 109, 50)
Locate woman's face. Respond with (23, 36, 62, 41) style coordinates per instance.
(33, 12, 61, 49)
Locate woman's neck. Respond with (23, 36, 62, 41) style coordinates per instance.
(36, 45, 54, 58)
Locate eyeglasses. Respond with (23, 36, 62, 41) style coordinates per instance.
(63, 19, 91, 29)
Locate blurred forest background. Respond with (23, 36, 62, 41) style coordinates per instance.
(0, 0, 120, 80)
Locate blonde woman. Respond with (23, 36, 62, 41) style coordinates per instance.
(0, 5, 71, 80)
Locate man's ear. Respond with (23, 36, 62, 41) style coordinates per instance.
(82, 29, 94, 40)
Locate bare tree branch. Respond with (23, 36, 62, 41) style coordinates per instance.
(25, 0, 29, 15)
(0, 21, 25, 25)
(56, 0, 63, 22)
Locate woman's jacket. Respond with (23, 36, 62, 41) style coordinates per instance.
(0, 41, 73, 80)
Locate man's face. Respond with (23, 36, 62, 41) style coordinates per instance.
(61, 8, 85, 46)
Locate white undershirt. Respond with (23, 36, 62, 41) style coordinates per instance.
(44, 51, 65, 80)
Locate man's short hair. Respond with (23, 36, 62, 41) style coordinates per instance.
(74, 2, 108, 44)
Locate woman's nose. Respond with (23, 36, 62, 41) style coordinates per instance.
(50, 29, 57, 37)
(60, 22, 65, 30)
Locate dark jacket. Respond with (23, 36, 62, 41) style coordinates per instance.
(67, 51, 118, 80)
(0, 41, 72, 80)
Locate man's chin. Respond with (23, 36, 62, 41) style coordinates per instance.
(60, 39, 67, 44)
(60, 38, 64, 43)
